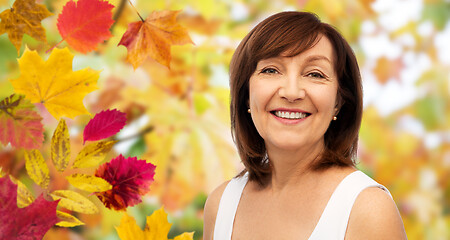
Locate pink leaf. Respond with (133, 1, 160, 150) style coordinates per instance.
(83, 109, 126, 144)
(0, 176, 59, 239)
(0, 94, 44, 149)
(95, 154, 156, 210)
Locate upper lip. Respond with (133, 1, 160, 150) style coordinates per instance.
(270, 108, 311, 114)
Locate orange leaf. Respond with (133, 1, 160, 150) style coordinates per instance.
(373, 57, 404, 84)
(56, 0, 114, 53)
(118, 10, 193, 69)
(0, 0, 53, 55)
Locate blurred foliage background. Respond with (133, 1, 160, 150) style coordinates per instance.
(0, 0, 449, 239)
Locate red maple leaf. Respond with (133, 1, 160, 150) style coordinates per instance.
(83, 109, 127, 144)
(0, 176, 59, 239)
(95, 154, 156, 211)
(56, 0, 114, 53)
(0, 94, 44, 150)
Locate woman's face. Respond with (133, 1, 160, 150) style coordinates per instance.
(248, 36, 339, 153)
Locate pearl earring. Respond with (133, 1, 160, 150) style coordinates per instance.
(333, 116, 337, 121)
(248, 108, 251, 113)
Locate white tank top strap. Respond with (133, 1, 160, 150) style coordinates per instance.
(213, 172, 249, 240)
(308, 170, 392, 240)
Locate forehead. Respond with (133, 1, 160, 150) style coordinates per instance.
(257, 36, 336, 67)
(281, 36, 335, 62)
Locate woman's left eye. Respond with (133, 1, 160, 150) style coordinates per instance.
(307, 72, 325, 79)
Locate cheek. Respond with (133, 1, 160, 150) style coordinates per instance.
(312, 85, 339, 116)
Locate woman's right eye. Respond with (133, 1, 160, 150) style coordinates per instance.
(261, 68, 279, 74)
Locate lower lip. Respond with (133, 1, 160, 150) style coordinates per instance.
(272, 113, 309, 124)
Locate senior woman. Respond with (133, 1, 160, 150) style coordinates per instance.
(204, 11, 407, 240)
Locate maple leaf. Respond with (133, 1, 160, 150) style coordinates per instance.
(0, 94, 44, 149)
(115, 207, 194, 240)
(10, 47, 99, 120)
(0, 0, 53, 55)
(0, 176, 59, 239)
(95, 154, 156, 211)
(83, 109, 127, 144)
(118, 10, 193, 69)
(56, 0, 115, 53)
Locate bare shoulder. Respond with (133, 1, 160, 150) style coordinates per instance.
(203, 180, 230, 240)
(346, 187, 407, 240)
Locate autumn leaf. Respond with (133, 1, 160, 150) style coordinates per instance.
(83, 109, 127, 143)
(51, 119, 71, 172)
(56, 0, 115, 53)
(24, 149, 50, 189)
(0, 0, 53, 55)
(0, 94, 44, 149)
(115, 207, 194, 240)
(0, 176, 59, 239)
(10, 47, 99, 120)
(66, 173, 112, 192)
(72, 140, 117, 168)
(118, 10, 193, 69)
(9, 176, 34, 208)
(56, 210, 84, 227)
(373, 57, 404, 84)
(95, 154, 156, 210)
(51, 189, 99, 214)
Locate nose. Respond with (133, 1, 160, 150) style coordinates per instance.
(278, 75, 305, 102)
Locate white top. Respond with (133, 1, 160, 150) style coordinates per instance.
(213, 170, 392, 240)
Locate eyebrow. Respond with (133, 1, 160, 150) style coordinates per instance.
(305, 55, 332, 64)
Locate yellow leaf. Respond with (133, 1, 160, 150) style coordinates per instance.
(56, 211, 85, 227)
(51, 119, 71, 172)
(143, 207, 171, 239)
(0, 167, 4, 177)
(51, 190, 98, 214)
(9, 47, 99, 119)
(9, 176, 35, 208)
(115, 207, 194, 240)
(24, 149, 50, 189)
(0, 0, 53, 55)
(66, 173, 112, 192)
(72, 140, 117, 169)
(115, 213, 145, 240)
(172, 232, 194, 240)
(118, 10, 193, 69)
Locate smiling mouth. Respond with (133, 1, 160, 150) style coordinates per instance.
(271, 111, 311, 120)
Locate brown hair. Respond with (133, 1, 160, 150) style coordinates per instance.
(229, 11, 363, 186)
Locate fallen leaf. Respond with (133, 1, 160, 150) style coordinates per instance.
(115, 207, 194, 240)
(51, 189, 99, 214)
(10, 47, 99, 120)
(57, 0, 115, 53)
(56, 210, 85, 227)
(24, 149, 50, 189)
(83, 109, 127, 143)
(373, 57, 404, 84)
(95, 154, 156, 210)
(66, 173, 112, 192)
(51, 118, 71, 172)
(0, 94, 44, 149)
(0, 176, 59, 239)
(72, 140, 117, 168)
(8, 176, 35, 207)
(118, 10, 193, 69)
(0, 0, 53, 54)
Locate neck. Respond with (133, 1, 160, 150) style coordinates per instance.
(266, 141, 325, 192)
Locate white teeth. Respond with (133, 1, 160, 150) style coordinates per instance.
(274, 111, 308, 119)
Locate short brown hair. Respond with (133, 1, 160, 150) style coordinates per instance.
(229, 11, 363, 186)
